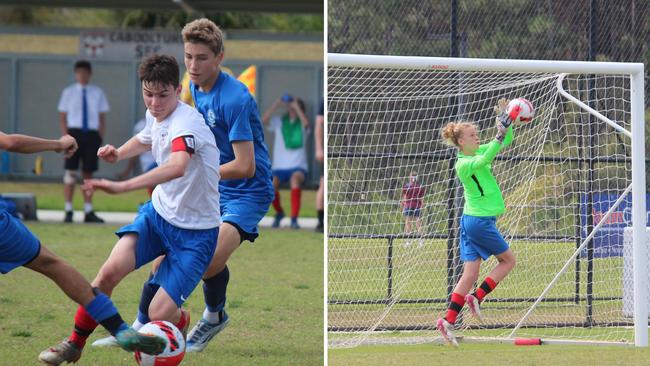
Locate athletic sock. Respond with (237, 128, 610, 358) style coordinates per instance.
(64, 201, 73, 212)
(317, 209, 324, 226)
(175, 309, 189, 332)
(72, 291, 128, 348)
(137, 274, 159, 325)
(272, 190, 283, 213)
(290, 188, 301, 218)
(444, 292, 466, 324)
(473, 277, 498, 303)
(84, 202, 93, 214)
(203, 266, 229, 318)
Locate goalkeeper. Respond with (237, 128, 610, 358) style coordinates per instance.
(436, 99, 520, 346)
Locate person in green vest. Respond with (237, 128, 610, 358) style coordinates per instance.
(436, 99, 522, 346)
(262, 93, 310, 229)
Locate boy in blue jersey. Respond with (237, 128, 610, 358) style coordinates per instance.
(0, 132, 165, 364)
(183, 19, 273, 352)
(91, 19, 274, 353)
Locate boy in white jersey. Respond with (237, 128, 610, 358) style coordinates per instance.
(40, 54, 221, 365)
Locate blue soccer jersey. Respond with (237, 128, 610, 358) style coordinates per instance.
(191, 72, 273, 199)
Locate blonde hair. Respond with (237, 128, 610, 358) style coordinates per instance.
(182, 18, 224, 55)
(441, 121, 476, 147)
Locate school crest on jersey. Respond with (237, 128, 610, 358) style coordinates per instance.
(207, 109, 216, 128)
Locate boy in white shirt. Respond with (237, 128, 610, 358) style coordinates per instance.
(40, 54, 221, 365)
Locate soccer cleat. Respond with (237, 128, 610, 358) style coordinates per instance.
(272, 211, 284, 228)
(84, 211, 104, 223)
(114, 327, 166, 355)
(38, 339, 82, 365)
(63, 211, 73, 223)
(91, 335, 119, 347)
(465, 294, 484, 322)
(186, 311, 230, 353)
(290, 218, 300, 229)
(436, 318, 458, 347)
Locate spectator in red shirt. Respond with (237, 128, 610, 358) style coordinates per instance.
(402, 171, 425, 247)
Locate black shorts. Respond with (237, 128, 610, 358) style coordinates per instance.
(64, 128, 102, 173)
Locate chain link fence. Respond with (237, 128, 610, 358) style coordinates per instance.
(328, 0, 650, 106)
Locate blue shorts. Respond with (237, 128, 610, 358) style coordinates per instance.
(403, 207, 421, 217)
(459, 214, 509, 262)
(0, 210, 41, 274)
(272, 168, 307, 183)
(220, 192, 272, 243)
(116, 202, 218, 307)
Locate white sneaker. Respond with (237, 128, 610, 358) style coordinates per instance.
(436, 318, 458, 347)
(465, 294, 484, 322)
(91, 335, 119, 347)
(186, 311, 230, 353)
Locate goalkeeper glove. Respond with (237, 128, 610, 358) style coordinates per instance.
(494, 98, 519, 142)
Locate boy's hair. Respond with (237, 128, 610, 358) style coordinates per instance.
(295, 98, 306, 114)
(138, 54, 180, 88)
(74, 60, 92, 72)
(182, 18, 225, 55)
(441, 121, 476, 147)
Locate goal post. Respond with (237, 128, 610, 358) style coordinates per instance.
(327, 53, 647, 347)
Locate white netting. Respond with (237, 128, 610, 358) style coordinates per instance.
(327, 58, 644, 348)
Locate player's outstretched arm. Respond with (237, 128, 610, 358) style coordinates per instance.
(220, 140, 255, 179)
(0, 132, 77, 157)
(98, 136, 150, 164)
(84, 150, 190, 194)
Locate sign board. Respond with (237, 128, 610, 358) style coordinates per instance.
(580, 192, 650, 258)
(79, 29, 186, 61)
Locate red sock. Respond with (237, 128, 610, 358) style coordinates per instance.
(69, 305, 99, 349)
(175, 309, 190, 333)
(475, 277, 498, 302)
(272, 190, 283, 213)
(290, 188, 301, 218)
(444, 292, 465, 324)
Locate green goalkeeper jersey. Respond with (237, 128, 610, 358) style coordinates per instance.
(455, 126, 513, 217)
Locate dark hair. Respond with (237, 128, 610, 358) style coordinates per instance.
(295, 98, 306, 114)
(74, 60, 92, 72)
(137, 54, 179, 88)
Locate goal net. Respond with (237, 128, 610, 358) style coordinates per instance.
(327, 54, 647, 348)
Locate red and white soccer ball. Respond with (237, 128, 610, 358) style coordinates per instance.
(506, 97, 535, 123)
(134, 321, 186, 366)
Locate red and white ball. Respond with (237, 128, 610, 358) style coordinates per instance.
(506, 97, 535, 123)
(135, 321, 185, 366)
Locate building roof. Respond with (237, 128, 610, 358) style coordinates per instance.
(0, 0, 322, 14)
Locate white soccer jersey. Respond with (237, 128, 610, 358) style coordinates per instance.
(269, 116, 308, 171)
(137, 101, 221, 230)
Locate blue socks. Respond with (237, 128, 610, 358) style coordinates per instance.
(85, 291, 128, 335)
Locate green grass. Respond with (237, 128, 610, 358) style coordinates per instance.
(328, 342, 650, 366)
(329, 237, 637, 344)
(0, 182, 318, 217)
(0, 222, 323, 365)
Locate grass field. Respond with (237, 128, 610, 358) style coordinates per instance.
(328, 236, 647, 359)
(0, 222, 323, 365)
(328, 342, 650, 366)
(0, 182, 319, 217)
